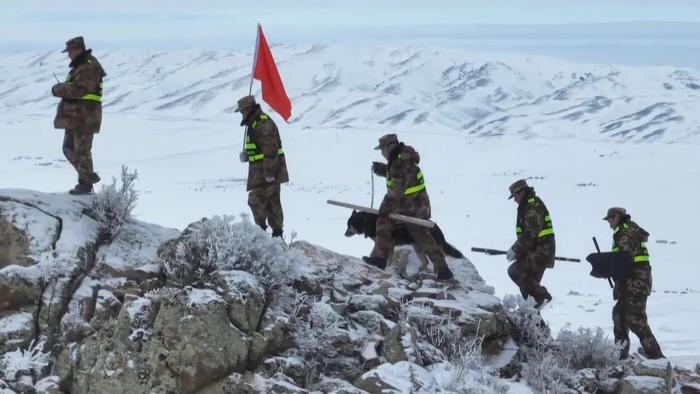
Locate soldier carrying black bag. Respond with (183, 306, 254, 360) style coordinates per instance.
(587, 207, 665, 360)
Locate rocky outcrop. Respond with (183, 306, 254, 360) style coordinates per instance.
(3, 188, 645, 394)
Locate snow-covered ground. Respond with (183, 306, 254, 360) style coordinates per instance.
(1, 45, 699, 369)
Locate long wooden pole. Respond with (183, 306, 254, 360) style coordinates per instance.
(242, 24, 261, 152)
(327, 200, 435, 228)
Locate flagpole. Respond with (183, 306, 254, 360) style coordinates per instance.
(243, 24, 261, 153)
(249, 23, 261, 96)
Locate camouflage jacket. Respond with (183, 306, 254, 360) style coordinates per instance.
(376, 143, 431, 219)
(613, 221, 652, 298)
(510, 192, 556, 267)
(244, 108, 289, 191)
(53, 50, 106, 133)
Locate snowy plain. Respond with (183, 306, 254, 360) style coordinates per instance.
(1, 44, 699, 370)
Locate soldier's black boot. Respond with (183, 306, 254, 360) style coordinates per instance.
(90, 173, 101, 185)
(533, 287, 552, 309)
(436, 268, 454, 281)
(69, 182, 93, 195)
(362, 256, 387, 270)
(271, 229, 283, 238)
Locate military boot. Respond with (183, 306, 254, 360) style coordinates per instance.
(533, 287, 553, 309)
(90, 173, 101, 185)
(637, 346, 665, 360)
(436, 268, 454, 281)
(362, 256, 387, 270)
(272, 229, 283, 238)
(69, 182, 93, 195)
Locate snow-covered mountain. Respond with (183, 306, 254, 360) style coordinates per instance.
(2, 45, 699, 142)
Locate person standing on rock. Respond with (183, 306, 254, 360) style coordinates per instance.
(506, 179, 555, 308)
(363, 133, 454, 281)
(603, 207, 665, 359)
(237, 95, 288, 238)
(51, 36, 106, 195)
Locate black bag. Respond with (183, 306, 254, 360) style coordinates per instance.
(586, 252, 635, 280)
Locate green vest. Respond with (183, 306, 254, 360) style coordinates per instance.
(612, 223, 650, 263)
(244, 114, 284, 162)
(386, 159, 426, 196)
(65, 59, 103, 102)
(515, 197, 554, 238)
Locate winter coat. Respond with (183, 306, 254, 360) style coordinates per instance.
(376, 143, 431, 219)
(510, 191, 556, 268)
(244, 108, 289, 191)
(52, 49, 106, 133)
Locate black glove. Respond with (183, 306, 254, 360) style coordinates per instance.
(51, 84, 60, 97)
(372, 161, 386, 176)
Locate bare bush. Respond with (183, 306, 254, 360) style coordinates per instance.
(161, 215, 302, 291)
(502, 294, 622, 393)
(91, 165, 138, 236)
(0, 340, 51, 381)
(556, 325, 621, 373)
(440, 336, 508, 394)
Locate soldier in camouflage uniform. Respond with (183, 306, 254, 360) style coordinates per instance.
(236, 96, 289, 238)
(52, 36, 106, 195)
(506, 179, 555, 308)
(603, 207, 664, 359)
(362, 134, 454, 281)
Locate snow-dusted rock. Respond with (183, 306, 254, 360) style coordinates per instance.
(383, 320, 418, 364)
(96, 220, 178, 284)
(356, 361, 438, 394)
(633, 358, 673, 388)
(34, 375, 60, 394)
(618, 375, 669, 394)
(682, 382, 700, 394)
(0, 312, 34, 353)
(210, 270, 266, 333)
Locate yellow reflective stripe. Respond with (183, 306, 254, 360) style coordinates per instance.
(528, 197, 535, 203)
(248, 149, 284, 162)
(544, 215, 551, 222)
(245, 143, 257, 150)
(634, 255, 650, 263)
(404, 183, 425, 195)
(538, 228, 554, 237)
(612, 247, 620, 252)
(80, 94, 101, 102)
(416, 171, 423, 180)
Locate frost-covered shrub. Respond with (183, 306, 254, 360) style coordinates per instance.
(293, 301, 342, 358)
(439, 336, 508, 394)
(91, 165, 138, 235)
(522, 351, 571, 394)
(161, 215, 302, 291)
(556, 325, 621, 372)
(502, 294, 622, 393)
(502, 294, 551, 350)
(0, 340, 50, 381)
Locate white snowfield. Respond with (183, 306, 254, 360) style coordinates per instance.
(1, 44, 699, 368)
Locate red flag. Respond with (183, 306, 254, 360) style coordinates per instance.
(253, 24, 292, 122)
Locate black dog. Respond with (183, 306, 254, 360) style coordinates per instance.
(345, 210, 464, 259)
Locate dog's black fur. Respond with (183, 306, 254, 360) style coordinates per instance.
(345, 210, 464, 258)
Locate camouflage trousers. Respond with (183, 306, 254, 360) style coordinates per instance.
(371, 217, 448, 273)
(62, 129, 95, 184)
(248, 183, 283, 234)
(612, 296, 664, 359)
(508, 258, 548, 300)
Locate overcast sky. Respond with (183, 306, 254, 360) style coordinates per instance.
(2, 1, 700, 65)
